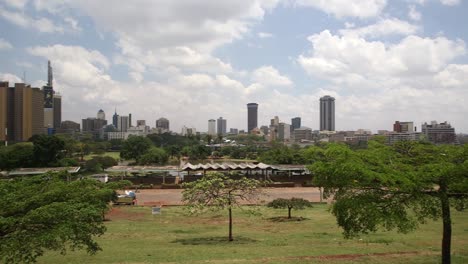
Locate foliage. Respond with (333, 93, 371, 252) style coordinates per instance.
(30, 135, 66, 166)
(0, 142, 35, 170)
(267, 198, 313, 218)
(182, 172, 261, 241)
(0, 172, 127, 263)
(309, 141, 468, 264)
(120, 136, 153, 162)
(258, 144, 304, 164)
(139, 147, 169, 165)
(85, 156, 118, 172)
(180, 145, 211, 160)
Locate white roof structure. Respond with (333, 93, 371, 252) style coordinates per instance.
(181, 162, 275, 171)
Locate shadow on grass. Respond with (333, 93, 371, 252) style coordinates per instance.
(171, 236, 257, 245)
(267, 216, 309, 222)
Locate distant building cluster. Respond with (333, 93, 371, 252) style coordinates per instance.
(0, 69, 461, 146)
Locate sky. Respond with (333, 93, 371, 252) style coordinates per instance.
(0, 0, 467, 133)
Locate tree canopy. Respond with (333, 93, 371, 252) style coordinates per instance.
(267, 198, 313, 219)
(120, 136, 153, 162)
(309, 141, 468, 264)
(30, 135, 66, 166)
(182, 172, 261, 241)
(0, 172, 131, 263)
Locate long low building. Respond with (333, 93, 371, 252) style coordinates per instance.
(5, 167, 81, 176)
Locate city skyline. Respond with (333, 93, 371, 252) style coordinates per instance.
(1, 1, 468, 133)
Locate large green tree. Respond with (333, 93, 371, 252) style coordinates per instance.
(139, 147, 169, 165)
(182, 172, 261, 241)
(120, 136, 153, 162)
(0, 172, 130, 263)
(0, 142, 35, 170)
(30, 135, 66, 166)
(310, 141, 468, 264)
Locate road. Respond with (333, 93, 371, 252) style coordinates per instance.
(129, 187, 328, 206)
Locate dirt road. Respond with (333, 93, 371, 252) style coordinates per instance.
(130, 187, 328, 206)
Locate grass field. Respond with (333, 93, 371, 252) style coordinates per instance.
(84, 152, 121, 161)
(39, 204, 468, 263)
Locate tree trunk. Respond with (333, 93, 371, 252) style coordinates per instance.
(228, 207, 233, 241)
(440, 180, 451, 264)
(288, 207, 292, 219)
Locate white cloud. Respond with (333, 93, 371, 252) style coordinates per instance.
(0, 73, 23, 83)
(440, 0, 460, 6)
(435, 64, 468, 88)
(294, 0, 387, 18)
(258, 32, 274, 38)
(298, 30, 465, 86)
(252, 66, 293, 87)
(0, 38, 13, 49)
(1, 0, 28, 10)
(0, 8, 64, 33)
(408, 5, 422, 21)
(339, 18, 419, 38)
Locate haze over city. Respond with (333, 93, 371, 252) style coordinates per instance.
(1, 0, 468, 133)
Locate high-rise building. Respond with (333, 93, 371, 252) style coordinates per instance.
(47, 60, 53, 87)
(129, 113, 132, 127)
(247, 103, 258, 133)
(57, 120, 80, 134)
(293, 127, 313, 142)
(217, 117, 227, 135)
(0, 83, 45, 142)
(136, 120, 146, 126)
(320, 95, 335, 131)
(43, 85, 54, 129)
(260, 125, 269, 136)
(0, 82, 8, 141)
(156, 117, 170, 133)
(82, 118, 107, 133)
(97, 109, 106, 120)
(278, 123, 291, 142)
(291, 117, 301, 130)
(112, 109, 119, 128)
(229, 128, 238, 135)
(421, 121, 456, 144)
(117, 116, 129, 132)
(208, 119, 216, 135)
(393, 121, 414, 133)
(53, 94, 61, 129)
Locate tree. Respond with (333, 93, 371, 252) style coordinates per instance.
(139, 147, 169, 165)
(85, 156, 118, 173)
(310, 141, 468, 264)
(120, 136, 153, 162)
(267, 198, 313, 219)
(182, 172, 261, 241)
(0, 143, 35, 170)
(31, 135, 66, 166)
(0, 172, 130, 263)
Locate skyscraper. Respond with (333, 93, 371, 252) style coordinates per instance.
(112, 109, 118, 128)
(217, 117, 227, 135)
(208, 119, 216, 135)
(97, 109, 106, 120)
(247, 103, 258, 133)
(291, 117, 301, 130)
(0, 82, 45, 142)
(53, 94, 61, 129)
(320, 95, 335, 131)
(47, 60, 53, 87)
(117, 116, 129, 132)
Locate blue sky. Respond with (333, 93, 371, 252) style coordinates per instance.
(1, 0, 467, 133)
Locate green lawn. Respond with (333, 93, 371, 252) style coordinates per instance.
(39, 204, 468, 263)
(84, 151, 121, 161)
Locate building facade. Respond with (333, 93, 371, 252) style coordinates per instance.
(117, 116, 129, 132)
(393, 121, 414, 133)
(421, 121, 456, 144)
(320, 95, 335, 131)
(217, 117, 227, 135)
(97, 109, 106, 120)
(247, 103, 258, 133)
(208, 119, 216, 135)
(291, 117, 301, 130)
(156, 117, 170, 133)
(53, 94, 61, 129)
